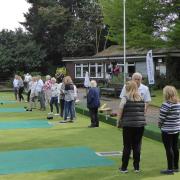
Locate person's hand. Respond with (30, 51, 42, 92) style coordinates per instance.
(117, 120, 122, 128)
(158, 122, 162, 128)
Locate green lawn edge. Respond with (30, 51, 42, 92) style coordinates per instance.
(75, 106, 180, 147)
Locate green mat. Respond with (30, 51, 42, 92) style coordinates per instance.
(0, 120, 52, 129)
(0, 100, 16, 104)
(0, 147, 114, 174)
(0, 107, 26, 113)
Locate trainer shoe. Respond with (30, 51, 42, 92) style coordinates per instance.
(160, 169, 174, 175)
(54, 113, 59, 116)
(134, 169, 140, 173)
(119, 168, 128, 173)
(59, 120, 67, 123)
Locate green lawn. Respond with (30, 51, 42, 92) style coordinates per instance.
(150, 89, 180, 107)
(0, 92, 180, 179)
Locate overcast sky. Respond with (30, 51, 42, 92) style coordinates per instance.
(0, 0, 30, 31)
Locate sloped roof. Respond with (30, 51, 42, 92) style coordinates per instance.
(62, 46, 180, 62)
(94, 45, 180, 57)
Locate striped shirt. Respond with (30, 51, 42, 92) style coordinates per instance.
(159, 101, 180, 134)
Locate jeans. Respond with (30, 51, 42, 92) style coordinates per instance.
(18, 87, 24, 101)
(71, 100, 76, 118)
(50, 97, 59, 113)
(121, 127, 144, 170)
(162, 131, 179, 170)
(64, 100, 73, 120)
(14, 87, 18, 100)
(38, 91, 45, 109)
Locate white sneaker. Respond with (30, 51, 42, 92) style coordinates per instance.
(54, 113, 59, 116)
(134, 169, 140, 173)
(120, 169, 128, 173)
(48, 112, 53, 115)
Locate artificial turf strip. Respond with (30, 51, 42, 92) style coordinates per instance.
(0, 147, 114, 174)
(0, 107, 26, 113)
(0, 100, 16, 104)
(0, 120, 52, 129)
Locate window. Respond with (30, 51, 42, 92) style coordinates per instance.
(89, 63, 103, 78)
(75, 64, 88, 78)
(75, 63, 103, 78)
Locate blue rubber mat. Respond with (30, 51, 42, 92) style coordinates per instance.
(0, 120, 52, 129)
(0, 107, 25, 113)
(0, 147, 114, 174)
(0, 100, 16, 104)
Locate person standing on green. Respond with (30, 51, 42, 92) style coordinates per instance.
(159, 85, 180, 175)
(118, 80, 146, 173)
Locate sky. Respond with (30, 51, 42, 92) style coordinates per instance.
(0, 0, 30, 31)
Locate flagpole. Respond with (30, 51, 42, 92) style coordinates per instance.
(123, 0, 126, 84)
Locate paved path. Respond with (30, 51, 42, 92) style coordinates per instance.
(77, 88, 159, 126)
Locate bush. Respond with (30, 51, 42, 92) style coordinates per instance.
(110, 73, 124, 84)
(153, 74, 167, 90)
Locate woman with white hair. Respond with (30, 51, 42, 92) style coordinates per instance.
(43, 75, 52, 106)
(49, 77, 60, 115)
(87, 80, 100, 128)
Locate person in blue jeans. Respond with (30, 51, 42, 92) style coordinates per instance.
(49, 77, 60, 115)
(159, 85, 180, 175)
(87, 80, 100, 128)
(63, 76, 75, 122)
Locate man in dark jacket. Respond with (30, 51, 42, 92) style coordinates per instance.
(87, 80, 100, 128)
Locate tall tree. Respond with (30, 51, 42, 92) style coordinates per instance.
(0, 29, 46, 76)
(64, 0, 105, 56)
(23, 0, 72, 70)
(99, 0, 167, 48)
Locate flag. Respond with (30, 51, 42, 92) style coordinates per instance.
(146, 50, 155, 85)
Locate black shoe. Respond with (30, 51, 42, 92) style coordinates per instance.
(88, 125, 95, 128)
(119, 168, 128, 173)
(160, 169, 174, 175)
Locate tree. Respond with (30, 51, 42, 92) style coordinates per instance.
(64, 0, 105, 56)
(23, 0, 72, 70)
(99, 0, 167, 48)
(168, 20, 180, 48)
(0, 29, 46, 76)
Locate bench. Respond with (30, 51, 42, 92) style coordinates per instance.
(100, 84, 123, 97)
(99, 107, 112, 120)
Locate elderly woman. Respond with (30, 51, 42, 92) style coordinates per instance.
(43, 75, 52, 106)
(87, 80, 100, 128)
(17, 75, 24, 102)
(49, 77, 60, 115)
(63, 76, 75, 122)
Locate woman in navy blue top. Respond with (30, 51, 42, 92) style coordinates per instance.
(87, 80, 100, 128)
